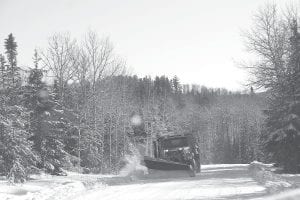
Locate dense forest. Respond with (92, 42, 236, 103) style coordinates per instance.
(0, 3, 299, 183)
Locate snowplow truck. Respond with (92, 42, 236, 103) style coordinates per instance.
(143, 134, 201, 177)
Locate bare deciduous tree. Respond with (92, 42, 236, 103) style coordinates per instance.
(40, 33, 77, 102)
(84, 31, 125, 90)
(242, 4, 291, 90)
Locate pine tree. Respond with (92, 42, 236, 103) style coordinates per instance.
(24, 50, 47, 165)
(24, 51, 71, 174)
(0, 98, 38, 182)
(4, 34, 21, 104)
(0, 36, 38, 183)
(24, 50, 44, 109)
(43, 82, 73, 173)
(0, 54, 7, 90)
(172, 76, 180, 94)
(30, 84, 70, 173)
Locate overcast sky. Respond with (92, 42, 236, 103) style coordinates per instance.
(0, 0, 292, 90)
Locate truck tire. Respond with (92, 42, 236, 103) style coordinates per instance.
(188, 159, 196, 177)
(195, 159, 201, 173)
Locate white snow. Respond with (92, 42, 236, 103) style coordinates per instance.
(74, 178, 264, 200)
(74, 164, 267, 200)
(280, 173, 300, 186)
(254, 188, 300, 200)
(0, 171, 111, 200)
(0, 181, 87, 200)
(249, 161, 300, 200)
(249, 160, 300, 199)
(119, 154, 148, 177)
(0, 164, 276, 200)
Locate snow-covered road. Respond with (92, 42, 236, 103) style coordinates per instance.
(75, 164, 267, 200)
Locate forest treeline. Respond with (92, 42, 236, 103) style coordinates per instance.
(0, 3, 299, 183)
(0, 32, 265, 182)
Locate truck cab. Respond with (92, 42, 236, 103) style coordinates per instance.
(152, 134, 201, 173)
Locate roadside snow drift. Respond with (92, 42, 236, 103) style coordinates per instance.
(249, 161, 297, 193)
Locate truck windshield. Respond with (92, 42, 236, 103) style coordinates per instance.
(162, 137, 188, 149)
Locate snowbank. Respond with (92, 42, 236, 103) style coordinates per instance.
(280, 173, 300, 187)
(0, 180, 87, 200)
(0, 171, 109, 200)
(0, 154, 145, 200)
(249, 161, 297, 194)
(260, 188, 300, 200)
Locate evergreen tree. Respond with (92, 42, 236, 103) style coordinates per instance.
(45, 80, 74, 173)
(0, 54, 7, 90)
(24, 50, 46, 163)
(25, 51, 71, 174)
(4, 34, 21, 103)
(4, 34, 19, 86)
(24, 50, 44, 109)
(0, 99, 38, 182)
(172, 75, 180, 94)
(0, 36, 38, 183)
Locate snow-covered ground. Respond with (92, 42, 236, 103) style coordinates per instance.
(249, 161, 300, 200)
(74, 164, 267, 200)
(248, 161, 296, 193)
(280, 173, 300, 187)
(1, 163, 299, 200)
(0, 164, 266, 200)
(0, 172, 114, 200)
(254, 189, 300, 200)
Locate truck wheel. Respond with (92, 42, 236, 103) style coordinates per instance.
(188, 159, 196, 177)
(196, 159, 201, 173)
